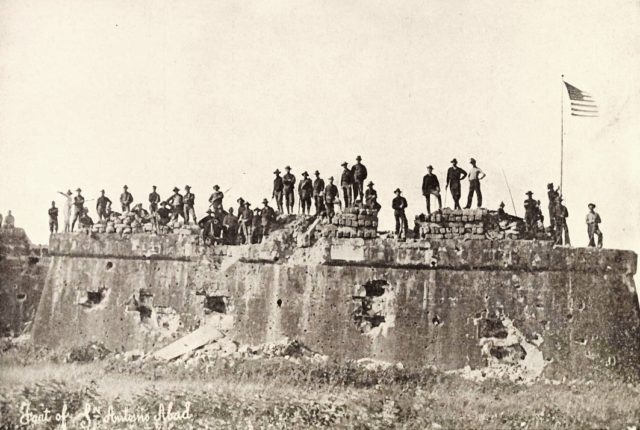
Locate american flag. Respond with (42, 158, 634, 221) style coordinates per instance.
(564, 81, 598, 117)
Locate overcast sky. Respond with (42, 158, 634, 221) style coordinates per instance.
(0, 0, 639, 251)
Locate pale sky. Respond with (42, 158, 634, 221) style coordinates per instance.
(1, 0, 639, 251)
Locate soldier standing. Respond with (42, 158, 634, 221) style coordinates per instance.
(323, 177, 339, 222)
(57, 190, 73, 232)
(261, 199, 276, 241)
(524, 191, 536, 232)
(223, 208, 239, 245)
(48, 202, 59, 233)
(184, 185, 196, 224)
(208, 185, 224, 211)
(351, 155, 368, 201)
(464, 158, 486, 209)
(71, 188, 85, 232)
(554, 196, 570, 246)
(239, 202, 253, 244)
(547, 183, 560, 229)
(168, 187, 184, 221)
(272, 169, 284, 213)
(392, 188, 408, 239)
(446, 158, 467, 210)
(312, 170, 325, 215)
(365, 182, 381, 212)
(586, 203, 603, 248)
(149, 186, 161, 214)
(282, 166, 296, 214)
(298, 171, 313, 215)
(422, 165, 442, 214)
(340, 162, 353, 208)
(3, 211, 14, 228)
(96, 190, 112, 221)
(120, 185, 133, 213)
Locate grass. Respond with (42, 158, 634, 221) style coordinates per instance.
(2, 353, 640, 429)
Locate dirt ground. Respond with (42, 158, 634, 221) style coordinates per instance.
(2, 348, 640, 430)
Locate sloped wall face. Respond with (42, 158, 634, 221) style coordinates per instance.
(32, 234, 639, 379)
(0, 228, 49, 337)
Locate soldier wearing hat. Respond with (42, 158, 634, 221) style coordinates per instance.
(120, 185, 133, 213)
(586, 203, 602, 248)
(524, 191, 536, 232)
(298, 171, 313, 215)
(351, 155, 368, 201)
(312, 170, 325, 216)
(48, 201, 59, 234)
(497, 201, 507, 219)
(464, 157, 486, 209)
(365, 181, 381, 212)
(208, 185, 224, 211)
(183, 185, 196, 224)
(340, 162, 354, 208)
(260, 198, 276, 241)
(223, 207, 239, 245)
(446, 159, 467, 210)
(323, 176, 339, 222)
(238, 201, 253, 244)
(272, 169, 284, 214)
(392, 188, 408, 239)
(422, 165, 442, 214)
(56, 190, 74, 232)
(71, 188, 85, 232)
(96, 189, 112, 221)
(168, 187, 184, 221)
(554, 196, 570, 246)
(282, 166, 296, 214)
(547, 183, 560, 229)
(149, 186, 161, 214)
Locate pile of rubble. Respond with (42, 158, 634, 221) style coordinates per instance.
(331, 207, 378, 239)
(414, 208, 525, 240)
(91, 218, 200, 236)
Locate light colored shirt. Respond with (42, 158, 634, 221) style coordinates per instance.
(586, 211, 601, 224)
(468, 167, 484, 180)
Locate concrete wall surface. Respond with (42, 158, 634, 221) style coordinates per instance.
(31, 233, 639, 379)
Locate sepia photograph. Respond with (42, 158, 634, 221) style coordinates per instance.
(1, 0, 639, 428)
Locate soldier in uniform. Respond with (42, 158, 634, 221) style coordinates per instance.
(251, 207, 262, 244)
(120, 185, 133, 213)
(149, 186, 161, 214)
(446, 158, 467, 210)
(3, 211, 14, 228)
(464, 158, 486, 209)
(261, 199, 276, 241)
(497, 201, 507, 219)
(586, 203, 603, 248)
(48, 201, 59, 233)
(312, 170, 325, 216)
(340, 162, 353, 208)
(547, 183, 560, 229)
(236, 198, 246, 243)
(223, 207, 239, 245)
(239, 202, 253, 244)
(79, 208, 94, 234)
(71, 188, 85, 232)
(364, 181, 381, 212)
(323, 176, 339, 223)
(272, 169, 284, 213)
(298, 171, 313, 215)
(351, 155, 368, 201)
(184, 185, 196, 224)
(168, 187, 184, 221)
(524, 191, 536, 232)
(208, 185, 224, 211)
(392, 188, 408, 239)
(422, 165, 442, 214)
(282, 166, 296, 214)
(96, 189, 112, 221)
(554, 196, 570, 246)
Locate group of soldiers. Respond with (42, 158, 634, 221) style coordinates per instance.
(47, 153, 604, 247)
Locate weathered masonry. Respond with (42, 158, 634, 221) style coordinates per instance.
(31, 232, 639, 380)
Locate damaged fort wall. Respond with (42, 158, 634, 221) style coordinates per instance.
(0, 228, 49, 337)
(31, 233, 639, 380)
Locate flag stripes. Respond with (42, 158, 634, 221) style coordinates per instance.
(563, 81, 598, 117)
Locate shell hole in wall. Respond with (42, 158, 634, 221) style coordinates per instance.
(106, 261, 114, 270)
(277, 299, 283, 308)
(205, 296, 227, 314)
(16, 292, 27, 302)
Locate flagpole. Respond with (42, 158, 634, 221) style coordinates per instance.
(560, 74, 564, 196)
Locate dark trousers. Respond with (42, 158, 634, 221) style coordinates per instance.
(149, 203, 158, 213)
(394, 210, 408, 238)
(554, 221, 570, 245)
(122, 203, 131, 213)
(342, 186, 352, 207)
(274, 191, 283, 213)
(325, 202, 335, 222)
(172, 206, 185, 221)
(352, 180, 364, 202)
(300, 195, 312, 214)
(588, 224, 603, 248)
(465, 179, 482, 208)
(424, 192, 442, 214)
(71, 209, 82, 232)
(284, 188, 295, 213)
(314, 195, 324, 215)
(450, 182, 462, 209)
(184, 205, 196, 223)
(49, 220, 58, 233)
(97, 207, 108, 221)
